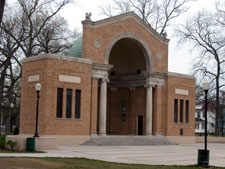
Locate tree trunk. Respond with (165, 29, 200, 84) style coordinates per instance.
(0, 0, 6, 25)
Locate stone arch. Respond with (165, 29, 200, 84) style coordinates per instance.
(104, 32, 154, 73)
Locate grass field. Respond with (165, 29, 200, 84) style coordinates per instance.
(0, 157, 224, 169)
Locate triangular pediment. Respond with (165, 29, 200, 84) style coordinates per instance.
(82, 12, 169, 44)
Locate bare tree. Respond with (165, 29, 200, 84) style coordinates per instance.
(36, 17, 80, 55)
(100, 0, 131, 17)
(0, 0, 78, 134)
(0, 0, 6, 25)
(1, 0, 72, 57)
(177, 9, 225, 134)
(100, 0, 194, 35)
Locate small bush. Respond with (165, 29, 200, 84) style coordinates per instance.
(6, 140, 17, 150)
(0, 135, 6, 148)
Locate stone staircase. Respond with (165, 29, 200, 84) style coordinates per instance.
(82, 135, 176, 146)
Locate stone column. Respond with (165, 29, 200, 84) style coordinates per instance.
(99, 77, 107, 136)
(145, 85, 153, 135)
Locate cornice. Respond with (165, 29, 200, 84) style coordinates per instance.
(82, 12, 169, 45)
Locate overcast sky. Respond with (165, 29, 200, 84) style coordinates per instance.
(60, 0, 216, 75)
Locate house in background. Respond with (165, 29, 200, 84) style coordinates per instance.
(195, 101, 216, 134)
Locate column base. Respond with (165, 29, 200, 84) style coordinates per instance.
(98, 133, 107, 136)
(90, 134, 98, 137)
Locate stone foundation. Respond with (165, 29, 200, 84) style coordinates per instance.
(6, 135, 90, 151)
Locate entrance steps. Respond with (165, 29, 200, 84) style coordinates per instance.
(82, 135, 176, 146)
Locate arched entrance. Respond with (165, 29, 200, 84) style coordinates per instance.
(105, 37, 151, 135)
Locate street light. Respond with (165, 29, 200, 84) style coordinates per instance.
(0, 102, 4, 135)
(34, 83, 41, 137)
(198, 81, 210, 167)
(10, 103, 14, 134)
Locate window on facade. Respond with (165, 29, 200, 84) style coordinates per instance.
(180, 99, 184, 123)
(203, 112, 205, 118)
(197, 112, 200, 118)
(56, 88, 63, 118)
(185, 100, 189, 123)
(174, 99, 178, 123)
(75, 90, 81, 119)
(202, 123, 205, 130)
(121, 100, 126, 122)
(66, 89, 72, 118)
(195, 123, 199, 129)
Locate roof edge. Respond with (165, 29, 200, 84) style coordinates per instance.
(82, 12, 169, 45)
(22, 54, 92, 65)
(168, 72, 195, 80)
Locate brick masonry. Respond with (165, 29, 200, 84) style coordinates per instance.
(19, 12, 195, 137)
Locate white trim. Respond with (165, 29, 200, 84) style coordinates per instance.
(22, 54, 92, 65)
(168, 72, 195, 80)
(59, 75, 81, 84)
(175, 89, 189, 96)
(28, 74, 40, 82)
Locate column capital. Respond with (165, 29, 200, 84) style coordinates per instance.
(101, 76, 109, 83)
(92, 77, 99, 80)
(145, 76, 165, 88)
(145, 84, 153, 88)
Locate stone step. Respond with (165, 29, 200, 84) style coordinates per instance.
(82, 135, 176, 146)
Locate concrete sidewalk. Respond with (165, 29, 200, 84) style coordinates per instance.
(0, 143, 225, 167)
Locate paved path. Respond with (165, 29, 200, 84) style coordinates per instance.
(0, 143, 225, 167)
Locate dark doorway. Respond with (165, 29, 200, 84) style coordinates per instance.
(138, 115, 143, 135)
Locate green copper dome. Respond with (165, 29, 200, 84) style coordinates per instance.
(68, 37, 82, 58)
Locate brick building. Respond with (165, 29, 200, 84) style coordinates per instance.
(18, 12, 195, 144)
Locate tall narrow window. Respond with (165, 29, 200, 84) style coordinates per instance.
(185, 100, 189, 123)
(197, 112, 200, 118)
(174, 99, 178, 123)
(56, 88, 63, 118)
(121, 100, 126, 122)
(75, 90, 81, 119)
(66, 89, 72, 118)
(180, 99, 184, 123)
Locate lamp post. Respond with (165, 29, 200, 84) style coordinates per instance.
(0, 102, 4, 135)
(201, 81, 210, 167)
(34, 83, 41, 137)
(10, 103, 14, 134)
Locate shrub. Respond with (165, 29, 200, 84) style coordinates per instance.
(0, 135, 6, 148)
(6, 140, 17, 150)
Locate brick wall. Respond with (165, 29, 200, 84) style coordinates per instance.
(20, 56, 92, 135)
(82, 17, 168, 73)
(165, 74, 195, 136)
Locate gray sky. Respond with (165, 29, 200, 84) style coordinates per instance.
(60, 0, 216, 74)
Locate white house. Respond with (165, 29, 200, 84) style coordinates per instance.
(195, 101, 215, 134)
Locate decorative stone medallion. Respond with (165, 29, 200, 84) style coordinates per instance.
(94, 40, 101, 48)
(157, 52, 163, 60)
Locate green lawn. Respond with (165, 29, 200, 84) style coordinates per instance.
(0, 157, 224, 169)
